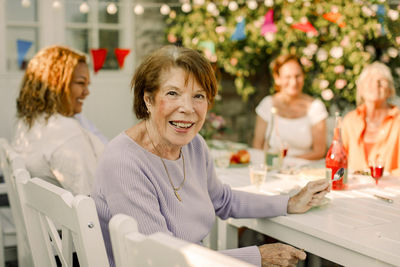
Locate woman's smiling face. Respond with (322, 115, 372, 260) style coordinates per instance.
(145, 67, 208, 148)
(69, 62, 90, 115)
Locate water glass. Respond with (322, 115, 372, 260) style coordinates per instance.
(249, 163, 267, 190)
(214, 150, 231, 168)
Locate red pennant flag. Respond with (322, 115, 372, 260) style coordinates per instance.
(114, 48, 130, 69)
(90, 48, 107, 73)
(291, 22, 318, 35)
(323, 12, 346, 28)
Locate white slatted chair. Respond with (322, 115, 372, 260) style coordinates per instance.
(0, 138, 32, 267)
(109, 214, 256, 267)
(15, 175, 109, 267)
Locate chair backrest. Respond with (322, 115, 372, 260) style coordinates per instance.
(15, 175, 108, 267)
(109, 214, 255, 267)
(0, 138, 33, 267)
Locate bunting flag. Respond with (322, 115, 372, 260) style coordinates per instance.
(291, 22, 318, 35)
(322, 12, 346, 28)
(17, 39, 33, 69)
(199, 41, 216, 55)
(261, 10, 277, 36)
(377, 5, 386, 35)
(90, 48, 108, 73)
(114, 48, 130, 69)
(231, 19, 246, 41)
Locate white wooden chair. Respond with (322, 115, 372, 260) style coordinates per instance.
(15, 175, 108, 267)
(109, 214, 255, 267)
(0, 138, 32, 267)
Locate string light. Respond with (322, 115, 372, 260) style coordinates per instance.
(79, 2, 90, 14)
(181, 3, 192, 13)
(134, 4, 144, 15)
(107, 2, 118, 15)
(52, 0, 61, 9)
(228, 1, 238, 11)
(248, 0, 258, 10)
(264, 0, 274, 7)
(21, 0, 31, 8)
(160, 4, 171, 15)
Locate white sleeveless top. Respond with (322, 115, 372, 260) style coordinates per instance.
(256, 96, 328, 156)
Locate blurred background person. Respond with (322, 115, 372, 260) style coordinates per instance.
(342, 62, 400, 175)
(253, 54, 328, 160)
(92, 45, 330, 267)
(13, 45, 104, 195)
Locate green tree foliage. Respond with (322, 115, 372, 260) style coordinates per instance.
(166, 0, 400, 108)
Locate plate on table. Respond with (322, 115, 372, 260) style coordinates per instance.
(229, 163, 250, 168)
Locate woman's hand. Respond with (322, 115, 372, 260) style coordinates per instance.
(258, 243, 306, 267)
(287, 179, 330, 214)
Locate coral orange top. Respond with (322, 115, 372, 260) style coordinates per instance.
(341, 104, 400, 175)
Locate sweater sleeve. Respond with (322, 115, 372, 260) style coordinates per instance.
(201, 137, 289, 219)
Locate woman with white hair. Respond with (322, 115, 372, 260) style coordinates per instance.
(342, 61, 400, 175)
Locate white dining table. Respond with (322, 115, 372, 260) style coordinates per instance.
(214, 150, 400, 267)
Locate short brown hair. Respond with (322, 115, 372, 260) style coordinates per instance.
(271, 54, 303, 92)
(131, 45, 218, 120)
(16, 45, 87, 128)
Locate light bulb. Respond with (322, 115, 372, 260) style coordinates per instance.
(207, 2, 217, 13)
(264, 0, 274, 7)
(134, 4, 144, 15)
(107, 3, 117, 15)
(79, 2, 90, 13)
(52, 0, 61, 9)
(247, 0, 258, 10)
(181, 3, 192, 13)
(21, 0, 31, 8)
(194, 0, 205, 5)
(228, 1, 238, 11)
(160, 4, 171, 15)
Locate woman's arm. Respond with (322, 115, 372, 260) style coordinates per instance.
(252, 115, 268, 149)
(297, 119, 327, 160)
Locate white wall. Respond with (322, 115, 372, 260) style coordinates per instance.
(0, 72, 137, 142)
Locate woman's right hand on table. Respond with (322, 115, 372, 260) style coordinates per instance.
(258, 243, 306, 267)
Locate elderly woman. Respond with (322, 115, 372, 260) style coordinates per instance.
(342, 62, 400, 175)
(92, 46, 330, 267)
(253, 54, 328, 160)
(13, 45, 104, 195)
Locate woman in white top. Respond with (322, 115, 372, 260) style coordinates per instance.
(13, 46, 104, 195)
(253, 54, 328, 160)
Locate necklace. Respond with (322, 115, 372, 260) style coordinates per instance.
(145, 122, 186, 202)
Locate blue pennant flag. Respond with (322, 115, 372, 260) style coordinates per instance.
(17, 39, 33, 68)
(231, 19, 246, 41)
(377, 5, 386, 35)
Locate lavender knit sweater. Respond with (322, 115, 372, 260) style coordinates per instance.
(91, 132, 289, 267)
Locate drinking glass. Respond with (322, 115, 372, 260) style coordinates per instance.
(369, 157, 385, 185)
(214, 150, 231, 168)
(249, 163, 267, 190)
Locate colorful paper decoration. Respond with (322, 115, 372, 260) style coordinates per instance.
(291, 22, 318, 35)
(261, 10, 277, 36)
(322, 12, 346, 28)
(377, 5, 386, 35)
(90, 48, 107, 73)
(231, 19, 246, 41)
(114, 48, 130, 69)
(199, 41, 216, 55)
(17, 39, 33, 69)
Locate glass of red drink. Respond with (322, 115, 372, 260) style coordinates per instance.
(369, 158, 385, 185)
